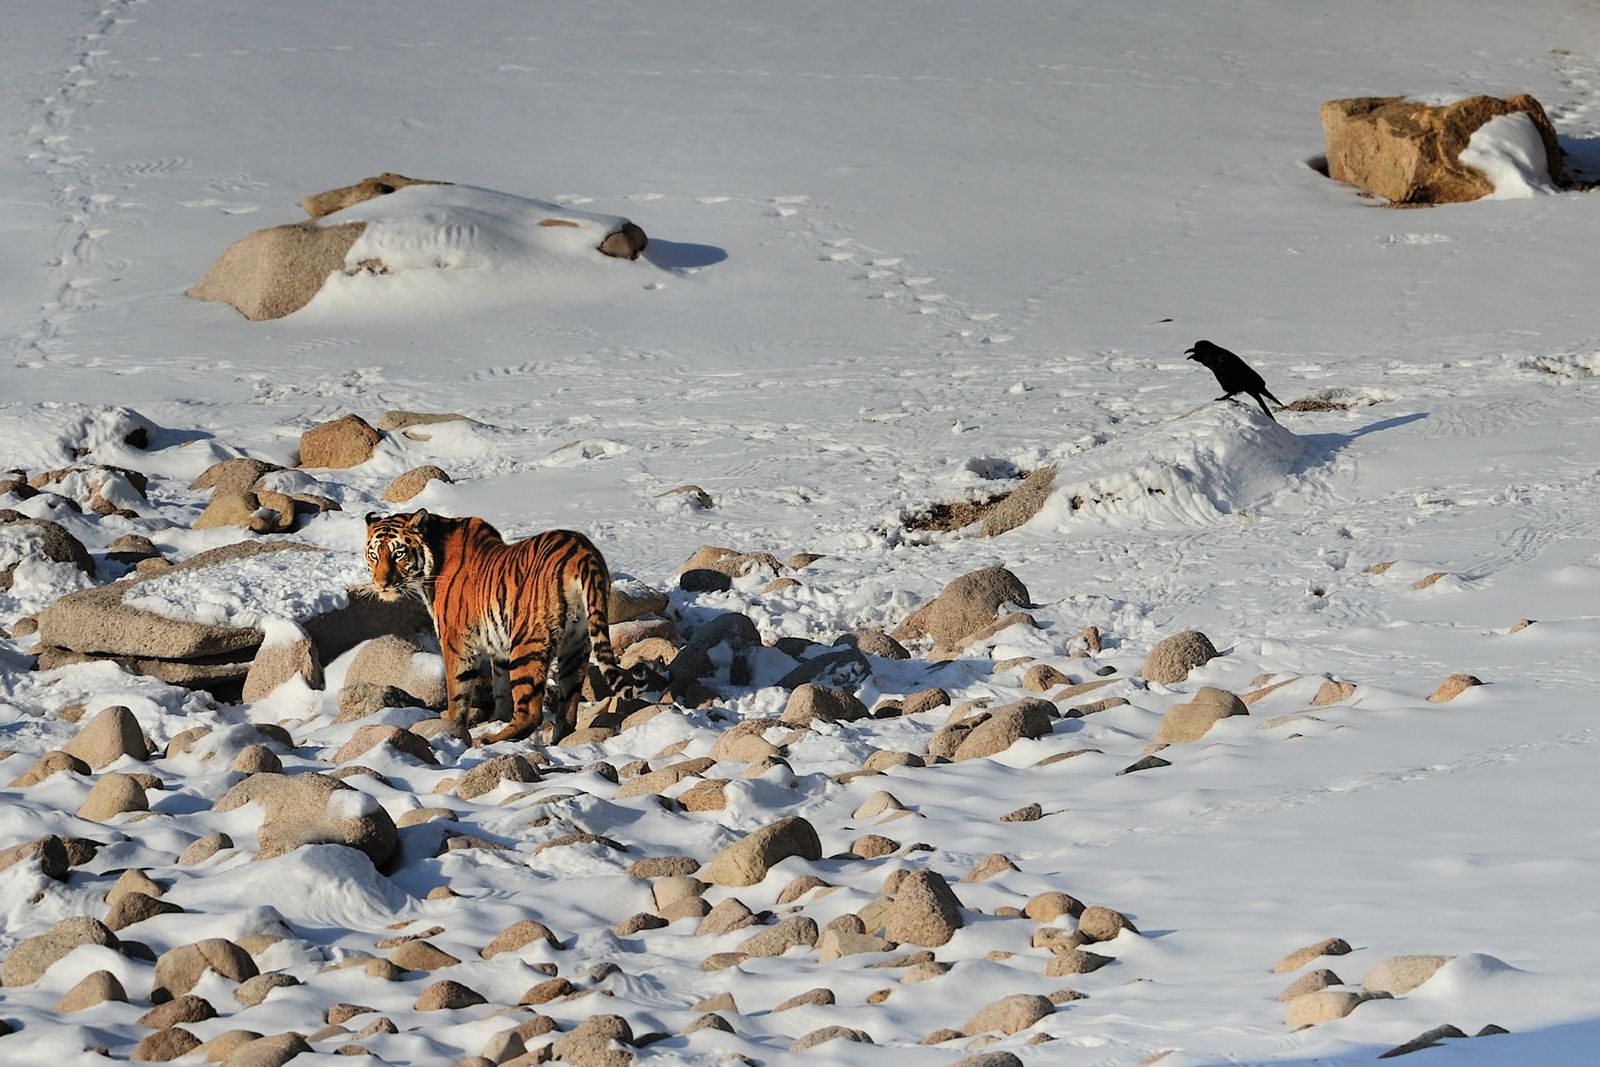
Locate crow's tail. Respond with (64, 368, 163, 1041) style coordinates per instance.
(1252, 392, 1278, 421)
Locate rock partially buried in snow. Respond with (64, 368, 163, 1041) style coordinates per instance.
(214, 772, 397, 866)
(1273, 937, 1353, 973)
(883, 869, 964, 947)
(383, 464, 452, 503)
(76, 772, 149, 821)
(701, 815, 822, 887)
(1428, 674, 1484, 702)
(190, 178, 649, 320)
(63, 705, 150, 769)
(300, 414, 381, 469)
(1362, 954, 1454, 995)
(1285, 989, 1381, 1027)
(1320, 94, 1566, 205)
(892, 566, 1031, 647)
(1142, 630, 1218, 684)
(1, 916, 119, 987)
(1154, 687, 1248, 743)
(952, 698, 1053, 760)
(151, 938, 258, 1002)
(241, 623, 323, 702)
(961, 993, 1055, 1036)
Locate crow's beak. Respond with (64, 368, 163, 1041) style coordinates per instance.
(1184, 348, 1196, 358)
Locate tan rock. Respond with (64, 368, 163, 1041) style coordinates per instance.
(737, 916, 818, 957)
(480, 919, 562, 959)
(302, 173, 448, 219)
(1154, 687, 1248, 744)
(333, 724, 439, 766)
(0, 834, 69, 879)
(188, 220, 366, 320)
(1312, 680, 1357, 706)
(1273, 937, 1353, 973)
(701, 815, 822, 887)
(1044, 949, 1113, 975)
(414, 979, 486, 1011)
(518, 977, 574, 1004)
(884, 869, 963, 947)
(1278, 968, 1342, 1001)
(697, 898, 757, 937)
(219, 1031, 312, 1066)
(107, 868, 164, 905)
(1428, 674, 1484, 702)
(194, 1030, 263, 1062)
(233, 972, 299, 1007)
(63, 705, 149, 769)
(53, 968, 127, 1012)
(139, 993, 216, 1029)
(132, 1027, 202, 1061)
(77, 772, 148, 821)
(2, 917, 119, 987)
(791, 1026, 871, 1052)
(961, 993, 1055, 1036)
(892, 566, 1031, 646)
(1362, 954, 1453, 995)
(390, 940, 461, 971)
(1321, 94, 1567, 205)
(213, 772, 396, 865)
(383, 465, 452, 503)
(300, 413, 381, 468)
(241, 628, 323, 702)
(152, 939, 257, 1002)
(105, 890, 183, 932)
(953, 698, 1053, 760)
(1077, 905, 1137, 943)
(8, 750, 90, 788)
(1285, 989, 1378, 1027)
(781, 683, 868, 726)
(1142, 630, 1218, 684)
(1022, 663, 1070, 691)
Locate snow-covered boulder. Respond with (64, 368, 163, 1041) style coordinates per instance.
(188, 176, 650, 320)
(1320, 93, 1566, 205)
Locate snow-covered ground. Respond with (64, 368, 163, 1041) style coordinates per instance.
(3, 1, 1600, 1064)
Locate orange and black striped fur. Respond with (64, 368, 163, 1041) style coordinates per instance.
(364, 509, 643, 745)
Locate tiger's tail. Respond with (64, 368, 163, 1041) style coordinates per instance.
(577, 552, 654, 698)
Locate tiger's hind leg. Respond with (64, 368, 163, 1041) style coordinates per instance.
(548, 625, 591, 744)
(475, 636, 550, 746)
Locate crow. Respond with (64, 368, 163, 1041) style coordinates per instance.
(1185, 340, 1284, 421)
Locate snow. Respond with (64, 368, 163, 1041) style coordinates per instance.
(3, 0, 1600, 1064)
(1459, 112, 1558, 198)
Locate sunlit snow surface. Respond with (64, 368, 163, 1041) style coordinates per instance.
(2, 1, 1600, 1064)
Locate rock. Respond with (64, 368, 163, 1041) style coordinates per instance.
(1141, 630, 1218, 684)
(775, 647, 872, 691)
(132, 1027, 202, 1061)
(678, 545, 782, 592)
(1428, 674, 1484, 703)
(383, 465, 452, 503)
(191, 457, 283, 496)
(63, 705, 150, 770)
(105, 891, 183, 932)
(962, 853, 1019, 882)
(0, 514, 96, 587)
(302, 172, 448, 219)
(1044, 949, 1114, 975)
(231, 746, 282, 775)
(1278, 969, 1343, 1001)
(455, 754, 541, 800)
(1025, 892, 1084, 922)
(8, 750, 90, 788)
(781, 683, 869, 727)
(480, 919, 561, 960)
(710, 723, 782, 764)
(415, 979, 487, 1011)
(1312, 680, 1357, 706)
(77, 772, 148, 821)
(1154, 687, 1248, 743)
(1379, 1024, 1470, 1059)
(818, 925, 893, 962)
(651, 876, 705, 910)
(188, 218, 366, 320)
(980, 466, 1059, 537)
(774, 987, 834, 1012)
(139, 993, 217, 1029)
(599, 220, 649, 260)
(1022, 664, 1071, 691)
(884, 869, 964, 947)
(1077, 905, 1137, 943)
(1119, 755, 1171, 775)
(53, 968, 128, 1012)
(791, 1026, 871, 1052)
(1274, 937, 1353, 973)
(214, 772, 397, 865)
(1, 917, 118, 987)
(219, 1032, 312, 1066)
(1285, 989, 1380, 1027)
(851, 834, 900, 859)
(697, 898, 757, 937)
(835, 629, 910, 660)
(518, 977, 574, 1004)
(737, 916, 818, 957)
(961, 993, 1055, 1036)
(608, 581, 669, 625)
(951, 1054, 1024, 1067)
(550, 1014, 635, 1064)
(901, 688, 951, 717)
(997, 802, 1043, 823)
(625, 855, 700, 878)
(1320, 94, 1567, 205)
(892, 566, 1031, 647)
(0, 834, 69, 879)
(107, 868, 164, 905)
(701, 815, 822, 887)
(336, 682, 428, 723)
(1363, 954, 1454, 996)
(953, 698, 1053, 760)
(147, 943, 251, 1007)
(333, 724, 439, 766)
(234, 972, 299, 1007)
(614, 756, 714, 798)
(300, 414, 382, 469)
(391, 940, 462, 971)
(676, 778, 728, 811)
(242, 627, 324, 702)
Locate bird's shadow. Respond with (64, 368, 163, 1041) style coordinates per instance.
(1293, 411, 1428, 474)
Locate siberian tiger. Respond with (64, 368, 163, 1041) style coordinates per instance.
(363, 509, 645, 745)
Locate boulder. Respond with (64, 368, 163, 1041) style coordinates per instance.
(241, 625, 323, 702)
(1154, 687, 1248, 743)
(214, 772, 397, 865)
(8, 750, 90, 788)
(62, 705, 149, 769)
(0, 514, 96, 588)
(105, 890, 183, 932)
(736, 916, 818, 957)
(952, 698, 1054, 760)
(1077, 905, 1137, 943)
(383, 465, 452, 503)
(1428, 674, 1484, 703)
(781, 683, 869, 727)
(332, 724, 438, 766)
(1285, 989, 1379, 1027)
(961, 993, 1054, 1036)
(77, 772, 148, 821)
(132, 1027, 202, 1061)
(54, 968, 127, 1012)
(1321, 94, 1567, 205)
(701, 815, 822, 887)
(892, 566, 1031, 646)
(188, 220, 367, 320)
(152, 938, 258, 1002)
(302, 172, 449, 219)
(1, 916, 119, 987)
(1141, 629, 1218, 684)
(1274, 937, 1353, 973)
(343, 635, 446, 708)
(678, 546, 783, 592)
(455, 754, 540, 800)
(1362, 954, 1453, 996)
(883, 869, 964, 947)
(300, 414, 382, 469)
(979, 466, 1058, 537)
(480, 919, 561, 959)
(190, 457, 284, 497)
(219, 1032, 312, 1066)
(0, 834, 70, 879)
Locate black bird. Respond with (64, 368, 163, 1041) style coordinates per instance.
(1185, 340, 1284, 421)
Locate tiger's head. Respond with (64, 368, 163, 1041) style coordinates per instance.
(364, 509, 437, 601)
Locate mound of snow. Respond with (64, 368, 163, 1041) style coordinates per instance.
(304, 184, 664, 317)
(0, 404, 154, 470)
(123, 549, 367, 628)
(1459, 112, 1557, 199)
(1028, 405, 1306, 529)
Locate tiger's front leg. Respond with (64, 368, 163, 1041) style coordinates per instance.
(475, 637, 550, 746)
(440, 643, 480, 743)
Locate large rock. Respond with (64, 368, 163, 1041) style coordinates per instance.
(77, 772, 148, 821)
(214, 772, 397, 866)
(343, 635, 444, 709)
(0, 513, 96, 589)
(961, 993, 1054, 1036)
(1321, 94, 1567, 205)
(63, 705, 149, 769)
(382, 465, 452, 503)
(892, 566, 1030, 647)
(952, 698, 1053, 760)
(1, 916, 119, 987)
(701, 816, 822, 887)
(300, 414, 382, 469)
(302, 172, 449, 219)
(781, 683, 869, 727)
(152, 939, 258, 1002)
(241, 625, 324, 702)
(883, 869, 964, 947)
(1362, 954, 1453, 996)
(188, 220, 367, 320)
(1285, 989, 1379, 1027)
(1154, 687, 1248, 743)
(979, 466, 1058, 537)
(1142, 629, 1218, 684)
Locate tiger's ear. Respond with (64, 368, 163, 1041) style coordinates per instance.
(364, 511, 382, 526)
(407, 509, 431, 530)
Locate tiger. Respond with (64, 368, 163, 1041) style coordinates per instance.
(363, 509, 647, 745)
